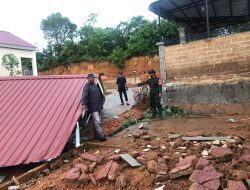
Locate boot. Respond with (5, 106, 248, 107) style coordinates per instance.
(158, 112, 163, 119)
(151, 108, 156, 119)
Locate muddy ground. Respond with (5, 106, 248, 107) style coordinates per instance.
(22, 111, 250, 190)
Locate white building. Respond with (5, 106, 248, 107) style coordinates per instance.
(0, 31, 37, 76)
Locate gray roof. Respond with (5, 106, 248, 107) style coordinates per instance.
(149, 0, 250, 32)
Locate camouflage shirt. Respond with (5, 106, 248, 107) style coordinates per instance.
(138, 76, 162, 95)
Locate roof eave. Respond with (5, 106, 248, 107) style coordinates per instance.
(0, 43, 36, 51)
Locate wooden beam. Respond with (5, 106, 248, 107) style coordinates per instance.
(0, 163, 49, 190)
(84, 142, 128, 149)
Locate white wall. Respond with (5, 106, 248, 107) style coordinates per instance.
(0, 47, 37, 76)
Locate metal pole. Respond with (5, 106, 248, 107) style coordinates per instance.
(158, 6, 163, 41)
(206, 0, 210, 38)
(75, 122, 80, 147)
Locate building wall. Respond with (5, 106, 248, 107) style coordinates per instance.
(0, 47, 34, 76)
(165, 31, 250, 79)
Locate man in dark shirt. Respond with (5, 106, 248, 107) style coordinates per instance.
(137, 70, 163, 119)
(116, 71, 130, 105)
(81, 74, 106, 141)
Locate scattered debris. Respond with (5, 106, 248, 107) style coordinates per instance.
(169, 155, 197, 179)
(114, 149, 121, 154)
(212, 139, 221, 145)
(201, 150, 209, 157)
(120, 154, 141, 167)
(160, 145, 166, 150)
(210, 147, 233, 161)
(226, 118, 238, 123)
(81, 152, 97, 162)
(138, 123, 144, 129)
(11, 176, 20, 186)
(7, 186, 20, 190)
(154, 185, 165, 190)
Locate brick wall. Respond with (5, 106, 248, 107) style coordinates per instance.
(40, 55, 160, 81)
(165, 31, 250, 79)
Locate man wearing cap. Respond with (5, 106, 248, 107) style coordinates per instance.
(116, 71, 130, 105)
(81, 74, 106, 141)
(137, 70, 163, 119)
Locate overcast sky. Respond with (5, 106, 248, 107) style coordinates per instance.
(0, 0, 156, 49)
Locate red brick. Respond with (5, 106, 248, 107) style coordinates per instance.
(108, 162, 119, 181)
(189, 167, 222, 184)
(95, 160, 113, 181)
(203, 179, 220, 190)
(107, 154, 121, 161)
(239, 154, 250, 164)
(227, 180, 247, 190)
(64, 168, 80, 182)
(189, 183, 209, 190)
(195, 158, 210, 170)
(211, 147, 233, 161)
(89, 174, 97, 185)
(81, 152, 97, 162)
(79, 172, 90, 184)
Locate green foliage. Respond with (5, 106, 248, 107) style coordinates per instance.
(122, 111, 138, 127)
(40, 12, 77, 45)
(38, 13, 178, 71)
(2, 53, 21, 76)
(21, 58, 32, 69)
(143, 105, 188, 119)
(108, 47, 126, 68)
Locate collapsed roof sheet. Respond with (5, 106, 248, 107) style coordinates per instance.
(0, 75, 95, 167)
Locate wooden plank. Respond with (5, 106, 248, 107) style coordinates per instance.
(0, 163, 49, 190)
(84, 142, 128, 149)
(182, 136, 231, 141)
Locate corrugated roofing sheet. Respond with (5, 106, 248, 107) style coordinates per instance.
(0, 31, 36, 49)
(0, 75, 94, 167)
(149, 0, 250, 32)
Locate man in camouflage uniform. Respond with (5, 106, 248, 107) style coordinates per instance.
(138, 69, 163, 118)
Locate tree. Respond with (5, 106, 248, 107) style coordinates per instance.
(127, 20, 178, 57)
(40, 12, 77, 45)
(108, 47, 126, 68)
(2, 53, 21, 76)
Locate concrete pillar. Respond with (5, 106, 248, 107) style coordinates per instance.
(32, 51, 38, 76)
(177, 27, 186, 44)
(156, 41, 167, 84)
(17, 56, 23, 76)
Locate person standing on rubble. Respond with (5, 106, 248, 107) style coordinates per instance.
(81, 74, 106, 141)
(116, 71, 130, 106)
(137, 69, 163, 119)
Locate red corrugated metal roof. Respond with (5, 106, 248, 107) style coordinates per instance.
(0, 75, 96, 167)
(0, 31, 36, 49)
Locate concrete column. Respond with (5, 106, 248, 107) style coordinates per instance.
(156, 41, 167, 84)
(18, 57, 22, 76)
(177, 27, 186, 44)
(32, 51, 38, 76)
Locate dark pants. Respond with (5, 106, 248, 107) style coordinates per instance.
(118, 88, 128, 104)
(150, 93, 162, 116)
